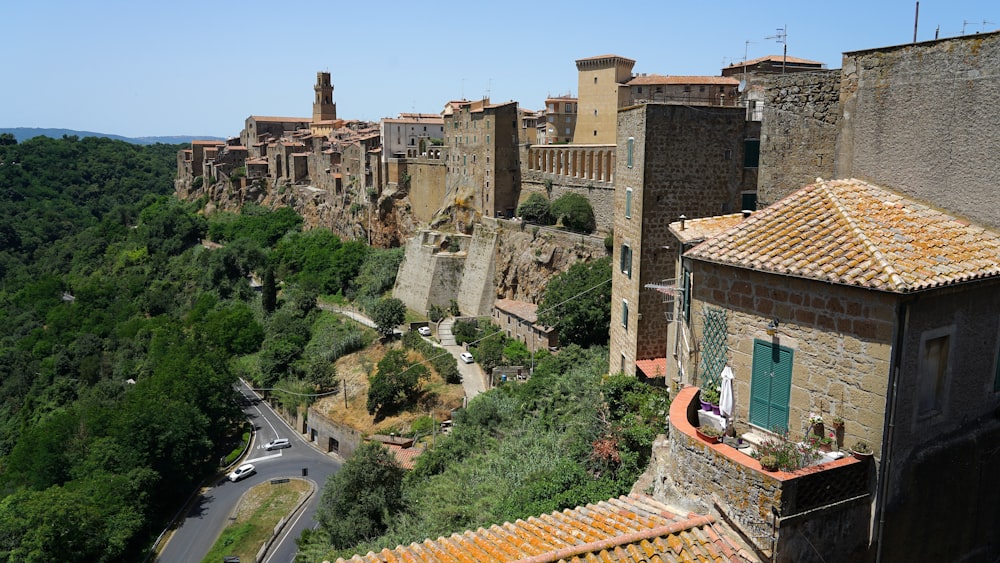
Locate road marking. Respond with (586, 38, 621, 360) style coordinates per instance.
(245, 453, 283, 463)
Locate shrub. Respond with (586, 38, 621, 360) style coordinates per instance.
(517, 193, 553, 224)
(550, 193, 595, 234)
(750, 433, 820, 472)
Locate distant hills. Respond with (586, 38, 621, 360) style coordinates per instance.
(0, 127, 225, 145)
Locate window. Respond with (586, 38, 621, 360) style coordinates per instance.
(593, 109, 598, 117)
(637, 86, 643, 94)
(486, 135, 490, 143)
(625, 188, 633, 218)
(655, 86, 663, 93)
(918, 330, 952, 416)
(593, 130, 598, 136)
(620, 244, 632, 278)
(626, 137, 634, 168)
(594, 77, 598, 84)
(699, 86, 706, 93)
(622, 300, 629, 329)
(565, 128, 570, 135)
(744, 139, 760, 168)
(548, 116, 554, 122)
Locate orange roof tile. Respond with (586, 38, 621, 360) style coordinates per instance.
(628, 74, 739, 86)
(635, 358, 667, 378)
(493, 298, 538, 323)
(670, 213, 749, 245)
(685, 179, 1000, 293)
(336, 494, 740, 563)
(723, 54, 825, 69)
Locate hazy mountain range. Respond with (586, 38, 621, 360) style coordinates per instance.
(1, 127, 225, 145)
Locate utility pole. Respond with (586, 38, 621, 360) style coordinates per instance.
(913, 1, 919, 43)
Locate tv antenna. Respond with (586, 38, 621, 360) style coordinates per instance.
(766, 25, 787, 73)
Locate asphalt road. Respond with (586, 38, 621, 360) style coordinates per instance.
(156, 380, 341, 563)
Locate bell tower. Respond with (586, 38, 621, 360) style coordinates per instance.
(313, 71, 337, 122)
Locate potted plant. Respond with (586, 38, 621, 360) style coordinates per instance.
(808, 414, 824, 437)
(696, 425, 723, 444)
(759, 454, 779, 472)
(851, 440, 874, 460)
(700, 386, 720, 414)
(832, 416, 845, 447)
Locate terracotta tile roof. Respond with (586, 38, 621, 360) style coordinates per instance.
(576, 54, 636, 64)
(670, 213, 749, 245)
(723, 54, 825, 69)
(494, 298, 539, 323)
(628, 74, 740, 86)
(249, 115, 311, 123)
(336, 494, 742, 563)
(636, 358, 667, 378)
(685, 179, 1000, 293)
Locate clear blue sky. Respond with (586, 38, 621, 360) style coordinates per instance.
(3, 0, 996, 138)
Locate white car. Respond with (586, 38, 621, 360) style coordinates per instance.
(228, 463, 256, 482)
(418, 326, 432, 337)
(264, 438, 291, 450)
(460, 351, 474, 364)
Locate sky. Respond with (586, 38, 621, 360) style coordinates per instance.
(3, 0, 997, 139)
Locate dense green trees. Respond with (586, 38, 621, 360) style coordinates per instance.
(537, 257, 612, 347)
(516, 193, 553, 224)
(366, 348, 428, 417)
(370, 297, 406, 339)
(550, 193, 596, 234)
(301, 346, 669, 562)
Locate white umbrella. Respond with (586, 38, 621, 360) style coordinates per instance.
(719, 365, 735, 418)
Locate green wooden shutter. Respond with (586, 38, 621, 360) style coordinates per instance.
(749, 339, 793, 432)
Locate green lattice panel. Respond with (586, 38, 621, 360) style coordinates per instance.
(698, 307, 728, 389)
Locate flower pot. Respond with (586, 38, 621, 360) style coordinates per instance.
(710, 404, 721, 415)
(700, 400, 713, 412)
(852, 450, 873, 460)
(819, 443, 833, 453)
(811, 422, 825, 437)
(696, 429, 721, 444)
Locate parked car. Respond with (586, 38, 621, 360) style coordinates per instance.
(228, 463, 256, 482)
(264, 438, 290, 450)
(418, 326, 432, 337)
(460, 351, 474, 364)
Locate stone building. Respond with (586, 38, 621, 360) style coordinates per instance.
(625, 74, 740, 107)
(241, 115, 311, 159)
(663, 178, 1000, 561)
(573, 54, 635, 144)
(443, 99, 520, 219)
(492, 298, 558, 352)
(380, 113, 444, 160)
(542, 95, 577, 144)
(608, 103, 750, 377)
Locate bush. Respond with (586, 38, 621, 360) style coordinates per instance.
(517, 193, 553, 224)
(550, 193, 595, 234)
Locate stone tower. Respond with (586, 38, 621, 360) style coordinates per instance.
(313, 71, 337, 122)
(573, 55, 635, 144)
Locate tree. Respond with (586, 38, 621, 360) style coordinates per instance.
(366, 348, 428, 416)
(371, 297, 405, 339)
(261, 266, 277, 314)
(0, 132, 16, 145)
(315, 441, 405, 548)
(516, 193, 553, 224)
(537, 257, 612, 347)
(550, 193, 596, 234)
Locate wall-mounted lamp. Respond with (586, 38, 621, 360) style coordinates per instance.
(766, 318, 780, 336)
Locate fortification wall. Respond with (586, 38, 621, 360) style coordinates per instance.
(835, 32, 1000, 230)
(457, 221, 498, 316)
(757, 70, 840, 207)
(518, 169, 615, 233)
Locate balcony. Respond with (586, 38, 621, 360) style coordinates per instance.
(664, 387, 873, 560)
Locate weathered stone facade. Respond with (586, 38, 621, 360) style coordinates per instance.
(757, 70, 840, 207)
(609, 103, 749, 376)
(835, 31, 1000, 231)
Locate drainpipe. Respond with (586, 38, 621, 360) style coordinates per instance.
(874, 298, 910, 562)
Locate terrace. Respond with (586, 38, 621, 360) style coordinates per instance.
(664, 387, 873, 559)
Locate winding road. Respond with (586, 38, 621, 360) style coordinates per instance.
(156, 380, 341, 563)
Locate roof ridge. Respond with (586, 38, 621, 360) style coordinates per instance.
(822, 181, 908, 291)
(508, 515, 716, 563)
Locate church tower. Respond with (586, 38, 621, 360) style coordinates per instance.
(313, 71, 336, 122)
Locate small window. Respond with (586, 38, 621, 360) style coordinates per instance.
(637, 86, 643, 94)
(622, 300, 629, 329)
(625, 188, 633, 218)
(918, 330, 952, 416)
(593, 109, 598, 117)
(626, 137, 634, 168)
(594, 77, 598, 84)
(548, 116, 554, 123)
(744, 139, 760, 168)
(620, 244, 632, 278)
(593, 130, 598, 136)
(565, 128, 570, 135)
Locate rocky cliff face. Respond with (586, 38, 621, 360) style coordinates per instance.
(176, 178, 608, 307)
(175, 176, 416, 247)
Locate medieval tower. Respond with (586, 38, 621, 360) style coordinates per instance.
(313, 71, 337, 122)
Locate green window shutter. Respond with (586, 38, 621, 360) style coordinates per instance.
(627, 137, 634, 168)
(749, 339, 793, 432)
(625, 188, 633, 218)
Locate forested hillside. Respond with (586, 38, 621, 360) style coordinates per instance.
(0, 136, 398, 562)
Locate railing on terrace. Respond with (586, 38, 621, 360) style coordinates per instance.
(668, 387, 872, 556)
(526, 144, 615, 184)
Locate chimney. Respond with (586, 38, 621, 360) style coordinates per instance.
(679, 214, 687, 230)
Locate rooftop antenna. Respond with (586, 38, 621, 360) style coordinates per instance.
(962, 20, 975, 35)
(742, 40, 756, 88)
(913, 1, 919, 43)
(766, 25, 787, 73)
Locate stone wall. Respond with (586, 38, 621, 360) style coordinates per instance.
(392, 158, 447, 224)
(650, 388, 873, 561)
(519, 168, 615, 233)
(456, 220, 498, 316)
(392, 231, 469, 316)
(305, 405, 364, 458)
(757, 69, 840, 207)
(686, 262, 895, 452)
(610, 103, 747, 376)
(835, 31, 1000, 231)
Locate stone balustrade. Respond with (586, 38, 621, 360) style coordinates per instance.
(526, 144, 615, 184)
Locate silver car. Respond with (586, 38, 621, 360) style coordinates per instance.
(228, 463, 256, 482)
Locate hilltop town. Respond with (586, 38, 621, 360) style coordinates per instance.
(176, 30, 1000, 562)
